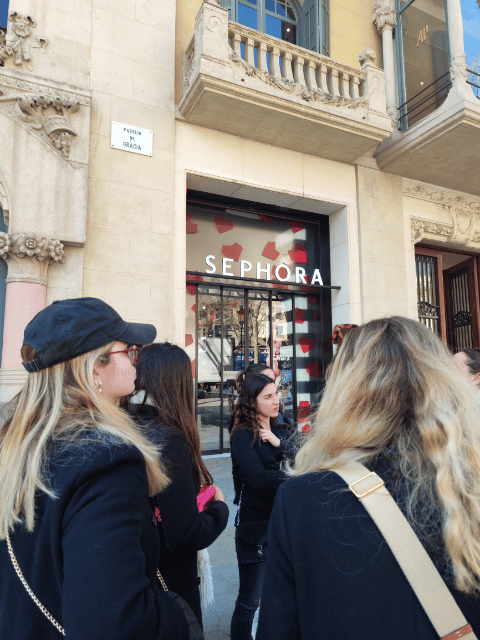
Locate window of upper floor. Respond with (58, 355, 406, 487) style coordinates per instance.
(220, 0, 330, 56)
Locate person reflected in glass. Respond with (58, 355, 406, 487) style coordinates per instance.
(230, 374, 295, 640)
(453, 348, 480, 405)
(129, 343, 229, 629)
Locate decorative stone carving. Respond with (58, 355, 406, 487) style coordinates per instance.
(0, 92, 80, 159)
(0, 232, 64, 285)
(372, 1, 397, 34)
(0, 175, 10, 224)
(411, 218, 453, 244)
(0, 12, 48, 71)
(0, 72, 92, 106)
(359, 49, 376, 66)
(450, 52, 467, 82)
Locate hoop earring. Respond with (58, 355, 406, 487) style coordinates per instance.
(95, 380, 102, 394)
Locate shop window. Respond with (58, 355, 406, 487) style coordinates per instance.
(221, 0, 329, 54)
(396, 0, 450, 130)
(461, 0, 480, 98)
(184, 195, 333, 454)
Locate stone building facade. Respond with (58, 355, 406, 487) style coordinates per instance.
(1, 0, 479, 450)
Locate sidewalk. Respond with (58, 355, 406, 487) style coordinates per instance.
(203, 454, 238, 640)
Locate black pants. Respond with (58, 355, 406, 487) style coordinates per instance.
(230, 560, 266, 640)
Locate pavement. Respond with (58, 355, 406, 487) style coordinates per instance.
(202, 454, 239, 640)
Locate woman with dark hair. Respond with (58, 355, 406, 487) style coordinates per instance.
(130, 343, 229, 628)
(228, 363, 277, 433)
(453, 348, 480, 404)
(230, 374, 295, 640)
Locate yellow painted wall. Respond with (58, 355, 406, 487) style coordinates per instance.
(330, 0, 383, 69)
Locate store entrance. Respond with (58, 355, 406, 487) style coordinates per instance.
(190, 281, 328, 453)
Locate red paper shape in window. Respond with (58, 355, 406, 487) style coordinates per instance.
(288, 244, 309, 264)
(306, 360, 321, 378)
(272, 276, 289, 290)
(258, 214, 272, 225)
(262, 241, 280, 261)
(214, 215, 234, 233)
(300, 275, 312, 292)
(185, 334, 193, 347)
(299, 336, 315, 354)
(222, 242, 243, 262)
(289, 221, 304, 234)
(295, 307, 306, 323)
(313, 312, 319, 320)
(186, 273, 203, 296)
(301, 424, 311, 433)
(307, 295, 317, 305)
(191, 304, 196, 312)
(186, 212, 198, 234)
(191, 358, 197, 379)
(298, 400, 311, 423)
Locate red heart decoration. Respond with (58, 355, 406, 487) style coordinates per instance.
(298, 401, 310, 423)
(186, 273, 203, 296)
(185, 334, 193, 347)
(306, 360, 321, 378)
(307, 295, 317, 305)
(258, 214, 272, 225)
(186, 212, 198, 234)
(222, 242, 243, 262)
(301, 424, 311, 433)
(299, 336, 315, 354)
(214, 215, 234, 233)
(262, 241, 280, 261)
(288, 244, 309, 264)
(191, 304, 196, 312)
(300, 276, 312, 292)
(295, 308, 305, 324)
(272, 276, 289, 290)
(313, 312, 319, 320)
(289, 221, 304, 234)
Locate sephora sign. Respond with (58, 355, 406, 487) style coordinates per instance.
(205, 255, 323, 285)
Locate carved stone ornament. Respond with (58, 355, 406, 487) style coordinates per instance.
(372, 1, 397, 34)
(0, 92, 80, 158)
(0, 232, 65, 263)
(450, 52, 467, 82)
(0, 12, 48, 71)
(405, 180, 480, 246)
(359, 49, 376, 66)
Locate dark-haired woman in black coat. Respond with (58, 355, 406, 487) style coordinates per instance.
(229, 374, 295, 640)
(130, 343, 229, 628)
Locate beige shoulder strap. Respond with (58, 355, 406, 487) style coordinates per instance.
(333, 461, 477, 640)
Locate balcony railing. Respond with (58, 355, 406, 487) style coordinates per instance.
(179, 2, 392, 164)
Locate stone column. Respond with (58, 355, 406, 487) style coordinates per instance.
(446, 0, 467, 88)
(372, 0, 398, 127)
(0, 232, 64, 372)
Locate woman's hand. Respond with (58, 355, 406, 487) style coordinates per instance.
(213, 484, 225, 503)
(260, 428, 281, 448)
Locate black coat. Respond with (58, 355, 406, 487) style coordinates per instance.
(256, 457, 480, 640)
(0, 437, 189, 640)
(231, 420, 294, 524)
(131, 405, 229, 626)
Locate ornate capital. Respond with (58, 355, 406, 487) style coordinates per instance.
(372, 1, 397, 34)
(0, 12, 48, 71)
(0, 232, 64, 284)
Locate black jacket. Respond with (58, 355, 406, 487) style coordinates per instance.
(0, 437, 189, 640)
(131, 404, 229, 626)
(231, 420, 295, 523)
(256, 457, 480, 640)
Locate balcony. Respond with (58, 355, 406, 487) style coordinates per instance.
(179, 1, 392, 164)
(375, 65, 480, 198)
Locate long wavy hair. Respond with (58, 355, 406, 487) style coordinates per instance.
(0, 343, 169, 540)
(292, 316, 480, 594)
(132, 343, 213, 487)
(230, 374, 276, 442)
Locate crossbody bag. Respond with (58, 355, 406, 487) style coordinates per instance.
(333, 461, 478, 640)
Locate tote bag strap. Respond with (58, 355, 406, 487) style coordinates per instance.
(333, 461, 477, 640)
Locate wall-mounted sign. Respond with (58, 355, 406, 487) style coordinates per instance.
(417, 25, 428, 47)
(205, 254, 324, 285)
(111, 121, 153, 156)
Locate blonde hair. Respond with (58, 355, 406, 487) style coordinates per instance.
(292, 316, 480, 594)
(0, 343, 169, 539)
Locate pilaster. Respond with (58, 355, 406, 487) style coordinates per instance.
(372, 0, 398, 127)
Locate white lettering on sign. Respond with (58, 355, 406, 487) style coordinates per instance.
(205, 256, 324, 286)
(111, 121, 153, 156)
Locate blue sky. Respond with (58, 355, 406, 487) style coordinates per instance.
(0, 0, 8, 30)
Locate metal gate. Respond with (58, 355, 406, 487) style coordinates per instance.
(449, 267, 473, 352)
(415, 254, 440, 335)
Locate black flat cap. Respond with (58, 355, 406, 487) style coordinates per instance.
(22, 297, 157, 372)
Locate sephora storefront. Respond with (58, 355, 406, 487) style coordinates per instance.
(184, 194, 337, 453)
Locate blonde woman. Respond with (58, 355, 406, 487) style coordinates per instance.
(257, 317, 480, 640)
(0, 298, 190, 640)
